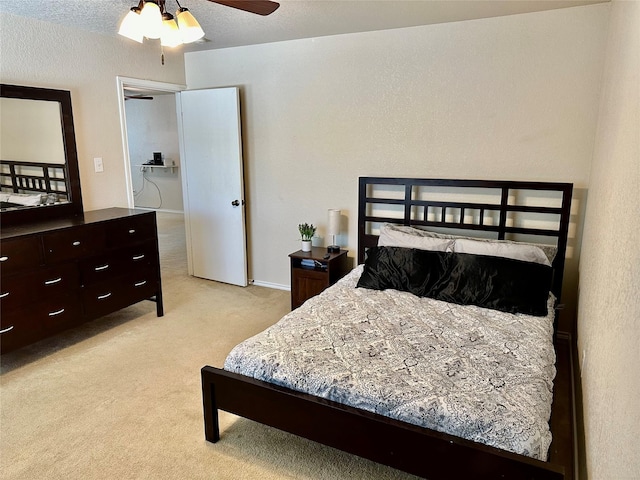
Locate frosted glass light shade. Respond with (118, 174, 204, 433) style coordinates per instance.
(118, 7, 144, 43)
(140, 1, 162, 39)
(176, 8, 205, 43)
(328, 209, 341, 236)
(161, 15, 183, 47)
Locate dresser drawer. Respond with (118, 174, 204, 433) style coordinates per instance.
(82, 269, 158, 319)
(0, 310, 45, 353)
(42, 226, 106, 264)
(0, 236, 42, 275)
(39, 296, 83, 333)
(106, 214, 156, 248)
(31, 264, 80, 299)
(0, 273, 32, 312)
(79, 242, 157, 285)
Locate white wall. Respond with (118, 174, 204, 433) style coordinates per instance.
(578, 0, 640, 478)
(185, 4, 609, 327)
(125, 94, 184, 211)
(0, 12, 186, 212)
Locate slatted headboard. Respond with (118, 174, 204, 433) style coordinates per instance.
(357, 177, 573, 301)
(0, 160, 68, 196)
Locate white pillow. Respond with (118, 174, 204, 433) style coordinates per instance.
(7, 193, 43, 206)
(377, 223, 454, 252)
(454, 237, 551, 266)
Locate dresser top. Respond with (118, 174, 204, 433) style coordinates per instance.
(1, 208, 154, 240)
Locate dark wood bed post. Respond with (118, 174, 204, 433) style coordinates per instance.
(202, 377, 220, 442)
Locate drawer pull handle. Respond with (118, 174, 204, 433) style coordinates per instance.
(132, 254, 145, 261)
(95, 264, 110, 271)
(0, 256, 8, 262)
(45, 277, 62, 285)
(72, 241, 81, 246)
(97, 293, 112, 300)
(49, 308, 65, 317)
(134, 280, 147, 287)
(0, 326, 15, 334)
(129, 229, 136, 234)
(0, 292, 9, 299)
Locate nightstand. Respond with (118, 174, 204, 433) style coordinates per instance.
(289, 247, 350, 310)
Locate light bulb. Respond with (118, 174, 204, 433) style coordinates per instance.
(161, 14, 183, 48)
(118, 7, 144, 43)
(176, 7, 205, 44)
(140, 1, 162, 39)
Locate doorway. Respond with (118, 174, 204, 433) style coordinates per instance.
(116, 76, 186, 211)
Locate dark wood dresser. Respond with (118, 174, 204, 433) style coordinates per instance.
(0, 208, 163, 353)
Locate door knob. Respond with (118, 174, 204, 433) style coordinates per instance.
(231, 200, 240, 207)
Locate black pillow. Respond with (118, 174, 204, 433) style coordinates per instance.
(357, 246, 552, 316)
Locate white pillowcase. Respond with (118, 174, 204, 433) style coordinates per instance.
(454, 238, 552, 266)
(377, 223, 454, 252)
(5, 193, 43, 206)
(378, 223, 554, 266)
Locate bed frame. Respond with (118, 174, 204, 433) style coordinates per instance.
(201, 177, 575, 480)
(0, 159, 68, 197)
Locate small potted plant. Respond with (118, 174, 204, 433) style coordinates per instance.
(298, 223, 316, 252)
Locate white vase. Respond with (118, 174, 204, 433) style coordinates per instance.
(301, 240, 312, 252)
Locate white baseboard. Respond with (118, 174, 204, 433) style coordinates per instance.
(251, 280, 290, 291)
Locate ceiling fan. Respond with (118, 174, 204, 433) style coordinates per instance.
(119, 0, 280, 64)
(119, 0, 280, 48)
(206, 0, 280, 16)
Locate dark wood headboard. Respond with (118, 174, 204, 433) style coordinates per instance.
(357, 177, 573, 301)
(0, 160, 68, 196)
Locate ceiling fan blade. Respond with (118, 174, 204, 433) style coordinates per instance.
(125, 95, 154, 101)
(207, 0, 280, 16)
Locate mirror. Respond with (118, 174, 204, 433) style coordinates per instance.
(0, 84, 83, 226)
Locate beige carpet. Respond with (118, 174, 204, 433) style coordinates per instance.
(0, 212, 418, 480)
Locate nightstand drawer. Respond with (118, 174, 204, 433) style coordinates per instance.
(289, 247, 349, 310)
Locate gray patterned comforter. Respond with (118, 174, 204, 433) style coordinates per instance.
(224, 265, 556, 460)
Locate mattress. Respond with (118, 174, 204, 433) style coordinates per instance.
(224, 265, 557, 460)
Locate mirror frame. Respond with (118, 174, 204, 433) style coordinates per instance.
(1, 83, 83, 226)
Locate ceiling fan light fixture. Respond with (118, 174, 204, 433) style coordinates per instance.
(118, 6, 144, 43)
(161, 13, 183, 48)
(176, 7, 205, 44)
(140, 0, 163, 39)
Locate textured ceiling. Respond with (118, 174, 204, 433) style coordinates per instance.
(0, 0, 607, 51)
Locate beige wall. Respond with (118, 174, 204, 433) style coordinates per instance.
(0, 12, 186, 212)
(578, 0, 640, 478)
(185, 4, 609, 323)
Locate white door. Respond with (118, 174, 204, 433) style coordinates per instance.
(177, 87, 248, 286)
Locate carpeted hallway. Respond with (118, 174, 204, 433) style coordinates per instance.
(0, 212, 418, 480)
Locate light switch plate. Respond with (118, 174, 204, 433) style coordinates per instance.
(94, 157, 104, 173)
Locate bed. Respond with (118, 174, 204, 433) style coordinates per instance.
(0, 159, 68, 210)
(201, 177, 575, 480)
